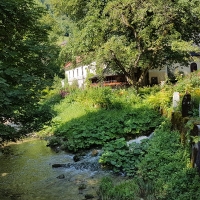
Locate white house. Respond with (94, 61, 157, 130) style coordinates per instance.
(64, 61, 96, 88)
(149, 59, 200, 85)
(64, 54, 200, 87)
(148, 67, 168, 85)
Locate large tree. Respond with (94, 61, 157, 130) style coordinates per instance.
(50, 0, 200, 86)
(0, 0, 60, 141)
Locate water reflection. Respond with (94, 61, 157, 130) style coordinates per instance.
(0, 139, 108, 200)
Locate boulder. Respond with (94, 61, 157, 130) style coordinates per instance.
(91, 149, 98, 157)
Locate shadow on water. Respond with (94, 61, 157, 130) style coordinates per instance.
(0, 138, 115, 200)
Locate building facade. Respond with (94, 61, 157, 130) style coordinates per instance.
(64, 62, 96, 88)
(149, 60, 200, 85)
(64, 56, 200, 87)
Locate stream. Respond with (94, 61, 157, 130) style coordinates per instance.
(0, 138, 118, 200)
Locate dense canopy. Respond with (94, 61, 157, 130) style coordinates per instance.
(51, 0, 200, 86)
(0, 0, 60, 140)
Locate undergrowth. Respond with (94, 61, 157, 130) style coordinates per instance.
(98, 121, 200, 200)
(36, 71, 200, 200)
(56, 104, 162, 152)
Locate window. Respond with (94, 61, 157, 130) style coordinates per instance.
(151, 77, 158, 85)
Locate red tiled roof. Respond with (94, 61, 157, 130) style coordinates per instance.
(64, 62, 72, 68)
(64, 56, 82, 69)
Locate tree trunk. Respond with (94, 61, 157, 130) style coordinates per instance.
(126, 67, 149, 90)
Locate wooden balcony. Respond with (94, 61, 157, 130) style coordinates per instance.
(90, 74, 128, 87)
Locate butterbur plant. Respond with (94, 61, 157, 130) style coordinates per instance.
(99, 138, 149, 176)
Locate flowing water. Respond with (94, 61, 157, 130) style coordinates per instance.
(0, 138, 113, 200)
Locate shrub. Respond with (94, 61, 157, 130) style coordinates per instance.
(0, 123, 20, 145)
(99, 138, 149, 176)
(97, 176, 156, 200)
(136, 120, 200, 200)
(50, 104, 162, 152)
(97, 177, 139, 200)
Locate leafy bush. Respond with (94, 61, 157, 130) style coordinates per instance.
(173, 71, 200, 93)
(37, 72, 200, 200)
(97, 177, 138, 200)
(20, 103, 57, 133)
(98, 120, 200, 200)
(99, 138, 149, 176)
(97, 176, 156, 200)
(136, 120, 200, 200)
(40, 86, 163, 152)
(0, 123, 20, 145)
(138, 85, 161, 97)
(49, 104, 162, 152)
(144, 87, 172, 113)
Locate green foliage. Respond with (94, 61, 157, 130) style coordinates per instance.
(70, 79, 79, 90)
(145, 87, 172, 110)
(20, 103, 56, 134)
(167, 71, 200, 117)
(137, 120, 200, 199)
(78, 86, 114, 109)
(37, 71, 200, 199)
(99, 138, 149, 176)
(49, 0, 200, 86)
(0, 0, 60, 139)
(98, 120, 200, 200)
(17, 76, 65, 135)
(141, 72, 200, 117)
(76, 86, 140, 110)
(42, 87, 162, 152)
(49, 105, 162, 152)
(97, 177, 138, 200)
(0, 124, 20, 146)
(97, 176, 156, 200)
(50, 108, 124, 152)
(138, 85, 161, 97)
(46, 136, 62, 147)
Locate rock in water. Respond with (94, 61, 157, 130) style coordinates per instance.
(56, 174, 65, 179)
(52, 164, 66, 168)
(85, 194, 94, 199)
